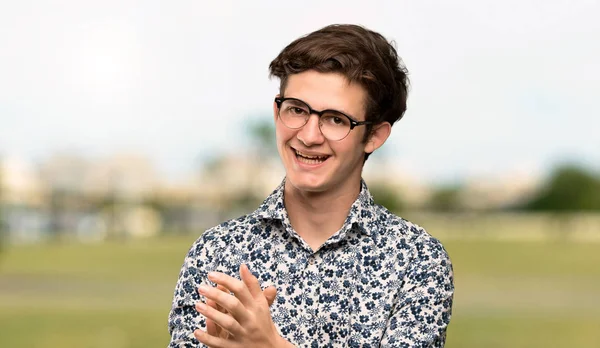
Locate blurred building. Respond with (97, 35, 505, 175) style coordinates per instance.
(0, 156, 45, 206)
(459, 171, 542, 210)
(362, 159, 432, 209)
(0, 153, 167, 243)
(0, 156, 48, 243)
(2, 150, 596, 244)
(196, 153, 284, 209)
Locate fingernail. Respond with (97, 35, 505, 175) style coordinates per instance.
(197, 302, 206, 311)
(198, 285, 209, 294)
(208, 272, 219, 280)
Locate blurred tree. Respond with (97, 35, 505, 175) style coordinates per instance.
(247, 118, 278, 158)
(428, 185, 463, 212)
(202, 154, 226, 176)
(525, 165, 600, 211)
(230, 190, 263, 211)
(238, 117, 279, 211)
(369, 182, 404, 213)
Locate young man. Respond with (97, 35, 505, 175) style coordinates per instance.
(168, 24, 454, 347)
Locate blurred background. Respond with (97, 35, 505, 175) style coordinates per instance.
(1, 0, 599, 347)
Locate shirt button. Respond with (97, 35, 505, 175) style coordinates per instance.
(308, 257, 315, 265)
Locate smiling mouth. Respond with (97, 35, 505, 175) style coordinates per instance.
(293, 148, 330, 165)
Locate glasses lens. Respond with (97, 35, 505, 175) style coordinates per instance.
(320, 112, 351, 140)
(279, 99, 309, 129)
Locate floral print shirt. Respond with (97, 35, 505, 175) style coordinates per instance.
(168, 179, 454, 347)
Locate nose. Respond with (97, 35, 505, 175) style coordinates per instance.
(296, 114, 325, 146)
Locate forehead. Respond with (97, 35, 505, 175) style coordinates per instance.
(284, 70, 367, 119)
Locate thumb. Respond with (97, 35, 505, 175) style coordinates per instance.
(263, 286, 277, 307)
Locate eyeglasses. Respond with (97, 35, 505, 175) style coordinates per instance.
(274, 97, 372, 141)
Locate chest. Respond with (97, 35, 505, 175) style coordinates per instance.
(213, 237, 408, 347)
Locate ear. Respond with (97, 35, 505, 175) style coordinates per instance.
(364, 122, 392, 154)
(273, 94, 280, 123)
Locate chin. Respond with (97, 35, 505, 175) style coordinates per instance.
(286, 172, 330, 193)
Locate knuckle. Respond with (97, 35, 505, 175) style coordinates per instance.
(221, 315, 236, 329)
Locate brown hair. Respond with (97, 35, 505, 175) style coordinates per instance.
(269, 24, 410, 145)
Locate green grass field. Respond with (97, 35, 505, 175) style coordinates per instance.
(1, 236, 599, 347)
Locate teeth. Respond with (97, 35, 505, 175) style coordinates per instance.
(295, 150, 328, 160)
(298, 157, 324, 165)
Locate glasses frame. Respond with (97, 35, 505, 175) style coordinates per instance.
(274, 97, 372, 140)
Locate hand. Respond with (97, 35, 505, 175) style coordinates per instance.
(193, 264, 293, 348)
(202, 282, 277, 341)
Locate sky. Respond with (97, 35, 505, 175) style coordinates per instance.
(1, 0, 599, 184)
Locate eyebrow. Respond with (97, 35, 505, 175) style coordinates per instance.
(283, 96, 356, 117)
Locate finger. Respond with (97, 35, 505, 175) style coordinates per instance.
(198, 298, 217, 337)
(203, 286, 226, 314)
(204, 300, 224, 337)
(208, 286, 231, 339)
(206, 316, 218, 337)
(195, 301, 243, 337)
(206, 297, 221, 312)
(208, 271, 254, 307)
(196, 297, 219, 337)
(214, 285, 231, 313)
(264, 286, 277, 307)
(240, 264, 263, 300)
(194, 329, 228, 348)
(206, 313, 230, 340)
(200, 286, 230, 338)
(216, 284, 230, 294)
(198, 284, 250, 324)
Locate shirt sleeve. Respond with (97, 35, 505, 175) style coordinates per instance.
(380, 234, 454, 348)
(167, 234, 212, 348)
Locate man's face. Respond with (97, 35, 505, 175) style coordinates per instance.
(273, 70, 371, 194)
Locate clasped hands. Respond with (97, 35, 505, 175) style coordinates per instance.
(194, 264, 293, 348)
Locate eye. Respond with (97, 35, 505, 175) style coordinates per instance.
(332, 116, 344, 125)
(322, 114, 349, 127)
(285, 106, 308, 116)
(291, 107, 307, 115)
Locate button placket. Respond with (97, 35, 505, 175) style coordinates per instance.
(306, 253, 321, 338)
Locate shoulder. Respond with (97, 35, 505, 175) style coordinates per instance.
(374, 205, 451, 265)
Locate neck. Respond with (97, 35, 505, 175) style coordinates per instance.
(284, 178, 362, 251)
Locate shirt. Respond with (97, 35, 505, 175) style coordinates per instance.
(168, 179, 454, 347)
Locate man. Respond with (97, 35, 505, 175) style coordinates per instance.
(168, 24, 454, 347)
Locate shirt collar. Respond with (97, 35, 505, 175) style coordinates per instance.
(253, 179, 287, 221)
(253, 178, 378, 237)
(343, 179, 377, 236)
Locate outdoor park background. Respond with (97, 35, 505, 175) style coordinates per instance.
(1, 1, 599, 347)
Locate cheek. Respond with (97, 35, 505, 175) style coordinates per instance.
(333, 137, 365, 160)
(275, 123, 293, 140)
(275, 128, 297, 155)
(275, 127, 287, 145)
